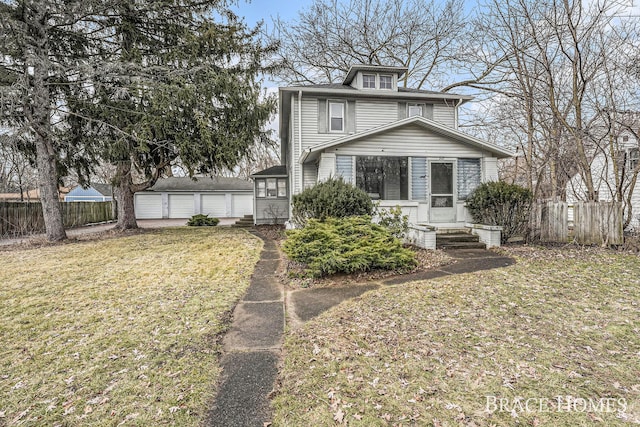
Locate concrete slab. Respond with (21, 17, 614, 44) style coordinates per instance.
(205, 350, 279, 427)
(382, 269, 452, 285)
(223, 302, 284, 350)
(290, 284, 379, 322)
(446, 249, 506, 259)
(440, 256, 515, 274)
(243, 277, 282, 302)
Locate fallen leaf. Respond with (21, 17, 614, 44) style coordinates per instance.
(333, 408, 344, 423)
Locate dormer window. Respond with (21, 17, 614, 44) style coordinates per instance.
(379, 75, 393, 89)
(623, 135, 629, 142)
(363, 74, 376, 89)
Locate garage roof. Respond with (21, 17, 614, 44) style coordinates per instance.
(147, 177, 252, 192)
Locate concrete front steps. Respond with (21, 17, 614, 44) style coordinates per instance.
(232, 214, 254, 228)
(436, 229, 487, 250)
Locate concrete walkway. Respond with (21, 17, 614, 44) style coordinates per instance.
(288, 248, 515, 323)
(205, 233, 284, 427)
(205, 235, 515, 426)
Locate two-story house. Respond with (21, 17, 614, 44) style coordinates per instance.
(252, 64, 513, 227)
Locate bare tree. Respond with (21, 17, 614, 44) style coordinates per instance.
(461, 0, 638, 204)
(268, 0, 467, 89)
(0, 132, 38, 198)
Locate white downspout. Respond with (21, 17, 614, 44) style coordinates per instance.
(454, 98, 463, 129)
(298, 90, 303, 192)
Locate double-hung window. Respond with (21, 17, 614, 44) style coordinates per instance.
(329, 101, 344, 132)
(379, 75, 393, 89)
(363, 74, 376, 89)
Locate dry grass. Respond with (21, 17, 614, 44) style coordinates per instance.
(0, 227, 261, 426)
(273, 246, 640, 426)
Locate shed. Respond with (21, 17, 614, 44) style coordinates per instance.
(134, 176, 253, 219)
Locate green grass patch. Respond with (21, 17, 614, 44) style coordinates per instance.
(0, 227, 261, 426)
(273, 247, 640, 426)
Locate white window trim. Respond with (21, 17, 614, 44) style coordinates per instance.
(328, 101, 345, 133)
(256, 178, 287, 199)
(379, 74, 393, 90)
(362, 73, 376, 89)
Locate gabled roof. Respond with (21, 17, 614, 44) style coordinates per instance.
(92, 183, 113, 196)
(299, 116, 515, 163)
(147, 176, 252, 192)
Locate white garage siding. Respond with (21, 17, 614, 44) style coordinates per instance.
(201, 194, 227, 217)
(231, 194, 253, 217)
(168, 194, 195, 218)
(134, 194, 162, 219)
(135, 190, 253, 219)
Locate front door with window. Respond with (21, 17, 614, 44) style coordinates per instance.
(429, 161, 456, 223)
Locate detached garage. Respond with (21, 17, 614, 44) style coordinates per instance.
(134, 176, 253, 219)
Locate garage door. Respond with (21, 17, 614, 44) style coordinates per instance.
(201, 194, 227, 217)
(231, 193, 253, 217)
(135, 193, 162, 219)
(168, 194, 194, 218)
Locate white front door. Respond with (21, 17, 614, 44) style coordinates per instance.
(429, 161, 456, 223)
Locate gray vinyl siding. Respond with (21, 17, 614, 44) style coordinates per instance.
(356, 100, 398, 132)
(255, 198, 289, 225)
(433, 104, 455, 127)
(326, 124, 486, 158)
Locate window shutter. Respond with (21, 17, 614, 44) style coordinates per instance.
(411, 157, 428, 200)
(318, 98, 327, 133)
(398, 102, 407, 120)
(336, 155, 354, 184)
(457, 158, 481, 200)
(424, 104, 434, 120)
(347, 100, 356, 133)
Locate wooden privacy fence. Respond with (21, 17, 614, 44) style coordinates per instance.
(531, 201, 623, 245)
(0, 201, 115, 237)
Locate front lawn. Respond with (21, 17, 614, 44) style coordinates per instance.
(0, 228, 261, 426)
(273, 246, 640, 425)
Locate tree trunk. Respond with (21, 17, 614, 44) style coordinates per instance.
(26, 5, 66, 241)
(113, 160, 139, 230)
(35, 137, 67, 241)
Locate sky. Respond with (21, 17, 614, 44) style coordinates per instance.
(231, 0, 314, 27)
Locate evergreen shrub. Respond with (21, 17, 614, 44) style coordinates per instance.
(187, 214, 220, 226)
(282, 216, 417, 278)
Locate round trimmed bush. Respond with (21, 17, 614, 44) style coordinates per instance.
(466, 181, 532, 242)
(291, 177, 373, 224)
